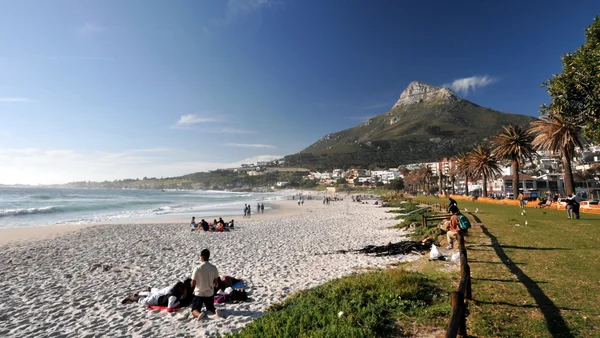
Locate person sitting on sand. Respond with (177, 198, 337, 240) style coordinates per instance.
(227, 219, 235, 228)
(190, 249, 223, 319)
(121, 281, 185, 309)
(215, 275, 243, 294)
(190, 217, 198, 231)
(218, 217, 225, 226)
(200, 219, 209, 232)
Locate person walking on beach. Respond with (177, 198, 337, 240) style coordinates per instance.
(190, 249, 223, 319)
(247, 205, 251, 217)
(260, 203, 264, 213)
(243, 204, 247, 218)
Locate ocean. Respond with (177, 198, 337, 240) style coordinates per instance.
(0, 187, 291, 228)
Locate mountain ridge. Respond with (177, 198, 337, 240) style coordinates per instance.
(284, 81, 537, 169)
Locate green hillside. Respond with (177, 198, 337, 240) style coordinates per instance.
(284, 82, 536, 169)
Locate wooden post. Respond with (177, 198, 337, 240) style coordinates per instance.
(422, 214, 426, 228)
(446, 291, 465, 338)
(465, 264, 472, 300)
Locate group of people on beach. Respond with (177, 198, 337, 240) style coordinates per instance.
(243, 203, 264, 217)
(121, 249, 246, 320)
(190, 217, 234, 232)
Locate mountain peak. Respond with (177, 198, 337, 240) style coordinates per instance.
(393, 81, 457, 108)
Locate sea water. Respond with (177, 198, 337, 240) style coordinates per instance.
(0, 187, 291, 228)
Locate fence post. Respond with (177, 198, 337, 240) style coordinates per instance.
(465, 264, 472, 300)
(422, 214, 426, 227)
(446, 291, 465, 338)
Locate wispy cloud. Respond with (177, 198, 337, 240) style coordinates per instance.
(220, 127, 254, 134)
(175, 114, 222, 127)
(227, 143, 277, 149)
(349, 115, 374, 122)
(225, 0, 282, 23)
(363, 102, 389, 110)
(444, 75, 497, 95)
(0, 97, 32, 103)
(77, 23, 106, 36)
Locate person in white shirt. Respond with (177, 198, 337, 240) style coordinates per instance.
(190, 249, 223, 319)
(121, 282, 184, 309)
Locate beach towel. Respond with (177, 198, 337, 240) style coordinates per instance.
(147, 305, 180, 313)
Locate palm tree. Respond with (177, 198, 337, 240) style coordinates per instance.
(530, 115, 586, 195)
(469, 144, 502, 198)
(448, 166, 458, 195)
(454, 152, 471, 196)
(491, 124, 535, 196)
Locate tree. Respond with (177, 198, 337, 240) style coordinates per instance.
(468, 144, 502, 198)
(541, 16, 600, 144)
(491, 124, 535, 195)
(454, 152, 471, 196)
(335, 177, 347, 185)
(388, 178, 404, 192)
(530, 115, 586, 195)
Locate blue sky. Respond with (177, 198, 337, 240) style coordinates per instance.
(0, 0, 598, 184)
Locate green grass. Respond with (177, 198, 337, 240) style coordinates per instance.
(228, 269, 452, 338)
(417, 196, 600, 337)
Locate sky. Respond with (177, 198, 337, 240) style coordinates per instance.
(0, 0, 598, 184)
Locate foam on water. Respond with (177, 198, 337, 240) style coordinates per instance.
(0, 187, 292, 228)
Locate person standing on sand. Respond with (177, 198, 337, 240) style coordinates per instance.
(260, 203, 264, 213)
(247, 205, 251, 217)
(190, 249, 223, 319)
(243, 204, 247, 218)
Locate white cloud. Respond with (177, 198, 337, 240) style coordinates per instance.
(0, 147, 283, 185)
(175, 114, 221, 127)
(444, 75, 497, 95)
(227, 143, 277, 149)
(77, 23, 106, 36)
(0, 97, 32, 102)
(220, 127, 254, 134)
(225, 0, 282, 22)
(349, 115, 374, 122)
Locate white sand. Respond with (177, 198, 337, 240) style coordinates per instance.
(0, 199, 416, 337)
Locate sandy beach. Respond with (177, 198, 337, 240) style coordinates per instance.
(0, 198, 415, 337)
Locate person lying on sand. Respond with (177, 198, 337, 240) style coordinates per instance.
(215, 275, 243, 294)
(121, 281, 185, 309)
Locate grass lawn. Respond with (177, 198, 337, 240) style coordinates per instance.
(419, 196, 600, 337)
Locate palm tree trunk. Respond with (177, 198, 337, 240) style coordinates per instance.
(465, 174, 469, 196)
(483, 173, 488, 198)
(563, 148, 575, 195)
(513, 159, 519, 196)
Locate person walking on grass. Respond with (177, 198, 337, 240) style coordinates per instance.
(517, 192, 525, 208)
(190, 249, 223, 320)
(446, 205, 461, 250)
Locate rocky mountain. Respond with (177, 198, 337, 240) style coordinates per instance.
(284, 81, 537, 169)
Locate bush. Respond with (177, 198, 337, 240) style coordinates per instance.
(228, 270, 447, 338)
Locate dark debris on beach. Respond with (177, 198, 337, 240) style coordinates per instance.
(323, 240, 432, 257)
